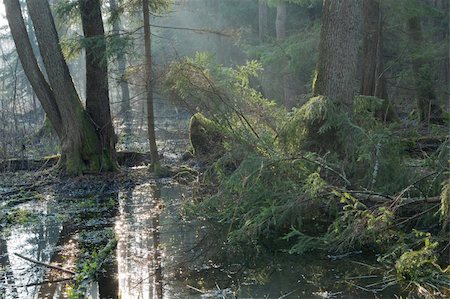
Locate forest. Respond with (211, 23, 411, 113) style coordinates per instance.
(0, 0, 449, 298)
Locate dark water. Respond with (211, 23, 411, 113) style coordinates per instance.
(0, 181, 401, 299)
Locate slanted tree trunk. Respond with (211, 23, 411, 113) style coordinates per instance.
(259, 0, 269, 42)
(276, 2, 295, 108)
(4, 0, 62, 138)
(80, 0, 117, 169)
(6, 0, 117, 174)
(26, 0, 116, 174)
(313, 0, 361, 107)
(109, 0, 132, 143)
(143, 0, 160, 168)
(407, 16, 443, 124)
(361, 0, 398, 122)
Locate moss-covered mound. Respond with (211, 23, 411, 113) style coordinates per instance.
(189, 112, 225, 157)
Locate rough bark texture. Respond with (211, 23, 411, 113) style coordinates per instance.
(258, 0, 269, 42)
(80, 0, 117, 169)
(360, 0, 398, 122)
(447, 0, 450, 99)
(407, 16, 443, 124)
(276, 2, 296, 108)
(4, 0, 62, 138)
(109, 0, 132, 141)
(25, 0, 114, 174)
(143, 0, 160, 167)
(313, 0, 361, 107)
(276, 2, 287, 40)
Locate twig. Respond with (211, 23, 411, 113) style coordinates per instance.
(346, 275, 379, 280)
(345, 280, 376, 293)
(14, 253, 75, 275)
(278, 288, 299, 298)
(295, 155, 351, 186)
(187, 284, 204, 294)
(394, 204, 440, 227)
(352, 192, 440, 204)
(16, 277, 74, 287)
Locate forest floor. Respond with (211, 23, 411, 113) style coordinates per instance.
(0, 132, 448, 298)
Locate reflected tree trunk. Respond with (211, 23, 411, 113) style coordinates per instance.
(0, 236, 18, 297)
(38, 223, 77, 298)
(151, 185, 163, 299)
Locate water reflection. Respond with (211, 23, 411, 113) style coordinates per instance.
(116, 183, 171, 299)
(0, 234, 18, 298)
(151, 186, 163, 299)
(1, 200, 66, 299)
(0, 181, 402, 299)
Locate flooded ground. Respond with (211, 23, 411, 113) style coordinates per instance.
(0, 172, 405, 299)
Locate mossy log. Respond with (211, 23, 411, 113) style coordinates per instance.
(189, 112, 224, 157)
(0, 151, 152, 172)
(403, 135, 447, 156)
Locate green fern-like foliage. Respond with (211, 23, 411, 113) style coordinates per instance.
(395, 236, 450, 297)
(279, 95, 346, 154)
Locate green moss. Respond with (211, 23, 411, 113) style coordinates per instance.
(5, 209, 38, 225)
(280, 96, 345, 154)
(68, 234, 117, 299)
(64, 110, 118, 175)
(311, 69, 318, 94)
(394, 238, 450, 295)
(152, 162, 172, 178)
(189, 112, 225, 157)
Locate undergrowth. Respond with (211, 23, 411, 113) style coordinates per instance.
(167, 54, 450, 297)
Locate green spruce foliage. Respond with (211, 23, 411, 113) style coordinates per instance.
(166, 54, 449, 296)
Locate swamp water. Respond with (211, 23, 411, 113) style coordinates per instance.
(1, 180, 401, 299)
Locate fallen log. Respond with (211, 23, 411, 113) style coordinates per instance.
(0, 151, 152, 172)
(351, 192, 440, 204)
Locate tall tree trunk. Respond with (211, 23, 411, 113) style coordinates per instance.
(80, 0, 117, 169)
(17, 0, 117, 174)
(407, 16, 443, 124)
(447, 0, 450, 99)
(259, 0, 269, 42)
(313, 0, 361, 107)
(143, 0, 160, 168)
(360, 0, 398, 122)
(109, 0, 132, 145)
(4, 0, 62, 138)
(276, 2, 295, 108)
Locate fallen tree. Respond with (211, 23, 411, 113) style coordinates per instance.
(0, 151, 153, 172)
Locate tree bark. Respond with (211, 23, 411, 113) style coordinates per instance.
(109, 0, 132, 143)
(360, 0, 398, 122)
(80, 0, 117, 169)
(9, 0, 118, 174)
(258, 0, 269, 43)
(143, 0, 160, 167)
(276, 2, 295, 108)
(407, 16, 443, 124)
(4, 0, 62, 138)
(313, 0, 361, 107)
(26, 0, 105, 174)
